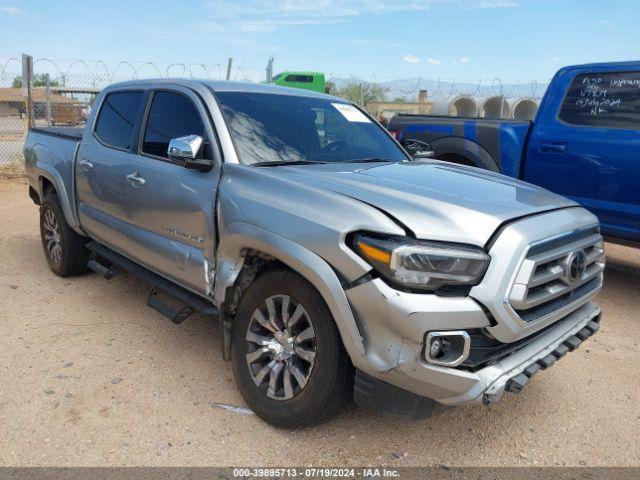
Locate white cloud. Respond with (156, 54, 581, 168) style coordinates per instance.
(459, 56, 470, 63)
(552, 56, 562, 62)
(203, 0, 520, 32)
(476, 0, 519, 7)
(206, 0, 359, 19)
(403, 54, 420, 64)
(427, 58, 442, 65)
(0, 5, 21, 15)
(238, 18, 345, 32)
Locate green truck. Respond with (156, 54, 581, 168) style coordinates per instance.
(270, 71, 326, 93)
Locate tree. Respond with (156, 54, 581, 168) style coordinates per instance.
(324, 80, 336, 95)
(12, 74, 60, 88)
(332, 81, 388, 106)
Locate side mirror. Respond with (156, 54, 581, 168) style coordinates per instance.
(400, 138, 435, 159)
(167, 135, 212, 171)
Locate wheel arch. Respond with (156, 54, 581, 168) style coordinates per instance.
(35, 166, 81, 231)
(215, 222, 366, 361)
(431, 136, 500, 172)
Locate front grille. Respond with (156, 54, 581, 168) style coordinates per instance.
(509, 226, 604, 323)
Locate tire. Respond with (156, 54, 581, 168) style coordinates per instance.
(231, 269, 354, 428)
(431, 137, 500, 172)
(39, 193, 89, 277)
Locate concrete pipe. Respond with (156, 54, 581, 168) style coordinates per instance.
(511, 97, 539, 121)
(450, 95, 480, 117)
(430, 96, 480, 117)
(481, 96, 511, 119)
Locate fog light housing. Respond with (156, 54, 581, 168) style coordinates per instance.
(424, 331, 471, 367)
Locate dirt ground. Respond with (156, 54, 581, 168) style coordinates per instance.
(1, 177, 639, 467)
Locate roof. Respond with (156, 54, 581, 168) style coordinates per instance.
(106, 78, 344, 101)
(274, 71, 324, 76)
(555, 60, 640, 77)
(0, 88, 78, 104)
(561, 60, 640, 70)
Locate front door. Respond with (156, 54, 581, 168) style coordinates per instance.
(525, 67, 640, 241)
(122, 86, 222, 294)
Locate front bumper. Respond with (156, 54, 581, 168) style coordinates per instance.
(346, 277, 601, 407)
(479, 306, 600, 406)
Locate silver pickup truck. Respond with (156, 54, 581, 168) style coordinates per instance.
(24, 80, 604, 427)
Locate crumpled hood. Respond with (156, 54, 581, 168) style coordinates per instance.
(273, 161, 577, 246)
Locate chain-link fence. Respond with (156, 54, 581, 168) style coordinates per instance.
(1, 54, 549, 177)
(0, 57, 28, 177)
(356, 76, 547, 123)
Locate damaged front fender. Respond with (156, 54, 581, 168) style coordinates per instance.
(214, 221, 367, 360)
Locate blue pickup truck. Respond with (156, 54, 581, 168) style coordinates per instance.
(388, 61, 640, 244)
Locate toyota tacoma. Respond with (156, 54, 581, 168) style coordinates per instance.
(24, 80, 604, 427)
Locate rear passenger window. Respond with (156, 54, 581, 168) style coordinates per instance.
(559, 71, 640, 129)
(94, 91, 143, 149)
(142, 91, 205, 159)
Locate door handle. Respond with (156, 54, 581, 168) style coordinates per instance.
(78, 158, 94, 170)
(540, 142, 567, 153)
(126, 172, 146, 186)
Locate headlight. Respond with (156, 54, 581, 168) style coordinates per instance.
(352, 233, 490, 291)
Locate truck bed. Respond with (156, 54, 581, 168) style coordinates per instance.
(24, 127, 84, 230)
(388, 114, 532, 178)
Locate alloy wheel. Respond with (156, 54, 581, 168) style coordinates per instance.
(43, 208, 62, 265)
(245, 294, 317, 400)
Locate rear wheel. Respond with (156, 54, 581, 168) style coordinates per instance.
(39, 193, 89, 277)
(231, 269, 353, 428)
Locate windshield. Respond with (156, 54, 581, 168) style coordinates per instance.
(214, 92, 407, 165)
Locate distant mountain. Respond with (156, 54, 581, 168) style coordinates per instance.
(329, 76, 549, 101)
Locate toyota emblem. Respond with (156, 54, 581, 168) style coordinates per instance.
(566, 250, 587, 283)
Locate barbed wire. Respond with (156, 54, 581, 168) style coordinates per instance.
(1, 57, 549, 99)
(0, 57, 239, 87)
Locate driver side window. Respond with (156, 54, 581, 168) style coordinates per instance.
(142, 91, 205, 159)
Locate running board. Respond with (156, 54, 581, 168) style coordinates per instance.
(87, 257, 118, 279)
(86, 241, 218, 325)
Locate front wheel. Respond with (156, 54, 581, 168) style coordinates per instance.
(231, 269, 353, 428)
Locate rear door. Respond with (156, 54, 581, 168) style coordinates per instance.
(524, 66, 640, 241)
(75, 89, 146, 248)
(121, 86, 222, 294)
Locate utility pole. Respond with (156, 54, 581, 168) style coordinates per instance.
(226, 58, 233, 81)
(265, 56, 274, 83)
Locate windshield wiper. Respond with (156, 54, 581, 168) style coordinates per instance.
(252, 160, 327, 167)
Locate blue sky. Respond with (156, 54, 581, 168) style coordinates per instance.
(1, 0, 638, 82)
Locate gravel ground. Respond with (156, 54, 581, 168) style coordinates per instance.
(1, 178, 639, 467)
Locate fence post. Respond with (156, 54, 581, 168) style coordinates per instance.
(265, 56, 274, 83)
(226, 58, 233, 80)
(45, 75, 52, 126)
(21, 53, 34, 129)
